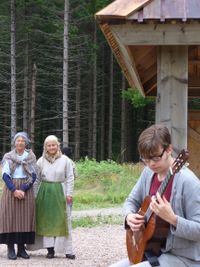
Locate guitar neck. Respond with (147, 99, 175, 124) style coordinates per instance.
(145, 168, 173, 222)
(158, 167, 173, 197)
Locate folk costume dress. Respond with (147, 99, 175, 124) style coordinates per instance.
(34, 151, 74, 253)
(0, 149, 37, 245)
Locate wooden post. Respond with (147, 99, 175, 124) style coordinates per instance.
(156, 46, 188, 155)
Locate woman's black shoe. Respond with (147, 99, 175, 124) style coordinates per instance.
(17, 244, 30, 259)
(7, 244, 17, 260)
(46, 247, 55, 259)
(66, 254, 76, 259)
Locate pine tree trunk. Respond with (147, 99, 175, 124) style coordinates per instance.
(75, 54, 81, 160)
(23, 40, 29, 133)
(121, 75, 126, 163)
(10, 0, 16, 144)
(92, 21, 97, 159)
(88, 85, 92, 158)
(30, 63, 37, 151)
(100, 45, 105, 160)
(63, 0, 69, 147)
(108, 51, 113, 159)
(3, 103, 8, 154)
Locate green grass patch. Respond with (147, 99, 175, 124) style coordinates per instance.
(74, 159, 143, 210)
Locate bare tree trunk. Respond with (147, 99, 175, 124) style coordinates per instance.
(30, 63, 37, 150)
(3, 102, 8, 155)
(63, 0, 69, 147)
(10, 0, 16, 144)
(92, 21, 97, 159)
(121, 75, 126, 163)
(23, 40, 29, 133)
(75, 54, 81, 160)
(88, 85, 92, 158)
(23, 0, 29, 133)
(108, 51, 113, 159)
(100, 45, 105, 160)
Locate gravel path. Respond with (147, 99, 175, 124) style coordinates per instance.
(72, 207, 123, 219)
(0, 209, 128, 267)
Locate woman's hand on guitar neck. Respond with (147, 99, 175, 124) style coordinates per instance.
(150, 193, 177, 227)
(126, 213, 145, 232)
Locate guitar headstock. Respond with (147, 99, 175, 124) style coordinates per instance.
(172, 149, 189, 174)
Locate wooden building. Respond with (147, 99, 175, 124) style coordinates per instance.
(96, 0, 200, 176)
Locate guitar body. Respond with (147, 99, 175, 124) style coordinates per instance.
(126, 196, 157, 264)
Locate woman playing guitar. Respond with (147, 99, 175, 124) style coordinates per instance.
(109, 124, 200, 267)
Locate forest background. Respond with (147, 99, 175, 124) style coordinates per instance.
(0, 0, 157, 162)
(1, 0, 199, 162)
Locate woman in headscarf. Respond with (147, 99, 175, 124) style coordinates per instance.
(34, 135, 74, 259)
(0, 132, 37, 260)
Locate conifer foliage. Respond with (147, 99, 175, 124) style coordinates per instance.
(0, 0, 155, 161)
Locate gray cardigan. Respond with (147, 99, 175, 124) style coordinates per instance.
(123, 166, 200, 265)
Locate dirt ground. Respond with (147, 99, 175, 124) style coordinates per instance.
(0, 224, 127, 267)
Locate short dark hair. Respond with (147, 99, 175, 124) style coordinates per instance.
(62, 147, 72, 158)
(138, 124, 171, 159)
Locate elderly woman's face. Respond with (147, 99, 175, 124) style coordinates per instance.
(46, 141, 58, 156)
(15, 136, 26, 153)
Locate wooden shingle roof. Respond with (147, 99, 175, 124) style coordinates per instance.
(96, 0, 200, 97)
(96, 0, 200, 22)
(96, 0, 153, 20)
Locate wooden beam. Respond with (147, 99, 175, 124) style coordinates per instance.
(110, 23, 200, 45)
(156, 46, 188, 155)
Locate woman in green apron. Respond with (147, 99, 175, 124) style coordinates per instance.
(34, 135, 74, 259)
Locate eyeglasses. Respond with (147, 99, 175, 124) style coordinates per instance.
(140, 148, 166, 165)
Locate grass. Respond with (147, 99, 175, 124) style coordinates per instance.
(74, 158, 143, 210)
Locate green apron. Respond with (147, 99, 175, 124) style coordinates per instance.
(36, 181, 68, 237)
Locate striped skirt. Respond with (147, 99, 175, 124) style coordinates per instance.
(0, 178, 35, 244)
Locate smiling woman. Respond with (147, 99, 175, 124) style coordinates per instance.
(0, 132, 37, 260)
(30, 135, 75, 260)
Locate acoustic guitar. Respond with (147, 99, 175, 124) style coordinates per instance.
(126, 149, 189, 264)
